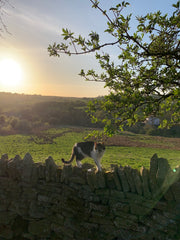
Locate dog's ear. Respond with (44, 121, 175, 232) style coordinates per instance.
(94, 142, 97, 149)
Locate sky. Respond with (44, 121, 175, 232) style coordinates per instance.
(0, 0, 176, 97)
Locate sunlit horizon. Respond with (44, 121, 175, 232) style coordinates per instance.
(0, 55, 107, 98)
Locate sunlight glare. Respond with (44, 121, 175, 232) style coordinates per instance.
(0, 58, 23, 88)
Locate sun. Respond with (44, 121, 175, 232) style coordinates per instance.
(0, 58, 23, 88)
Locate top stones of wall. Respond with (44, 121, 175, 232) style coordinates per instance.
(0, 153, 179, 201)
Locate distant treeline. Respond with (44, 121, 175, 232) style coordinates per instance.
(125, 122, 180, 138)
(0, 92, 98, 135)
(0, 92, 179, 137)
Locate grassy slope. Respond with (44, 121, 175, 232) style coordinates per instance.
(0, 128, 179, 170)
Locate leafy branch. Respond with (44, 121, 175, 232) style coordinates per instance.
(48, 0, 180, 135)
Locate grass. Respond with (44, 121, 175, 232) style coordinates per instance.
(0, 128, 179, 170)
(103, 146, 180, 170)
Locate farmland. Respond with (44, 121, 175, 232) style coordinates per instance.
(0, 127, 179, 170)
(0, 92, 179, 171)
(0, 92, 180, 138)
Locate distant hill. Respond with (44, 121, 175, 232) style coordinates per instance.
(0, 92, 179, 137)
(0, 92, 98, 135)
(0, 92, 91, 113)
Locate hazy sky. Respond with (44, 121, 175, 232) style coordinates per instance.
(0, 0, 176, 97)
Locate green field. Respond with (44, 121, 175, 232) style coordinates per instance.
(0, 128, 179, 170)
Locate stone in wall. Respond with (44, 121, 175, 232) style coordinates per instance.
(45, 156, 58, 182)
(124, 165, 136, 193)
(132, 169, 143, 195)
(140, 166, 151, 199)
(149, 153, 180, 200)
(149, 153, 159, 194)
(117, 166, 130, 192)
(0, 154, 8, 177)
(21, 153, 34, 183)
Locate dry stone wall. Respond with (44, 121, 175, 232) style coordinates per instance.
(0, 153, 179, 240)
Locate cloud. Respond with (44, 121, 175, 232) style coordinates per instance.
(5, 4, 60, 36)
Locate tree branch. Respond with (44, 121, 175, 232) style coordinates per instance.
(53, 39, 120, 56)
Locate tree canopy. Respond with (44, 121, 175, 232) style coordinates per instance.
(48, 0, 180, 136)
